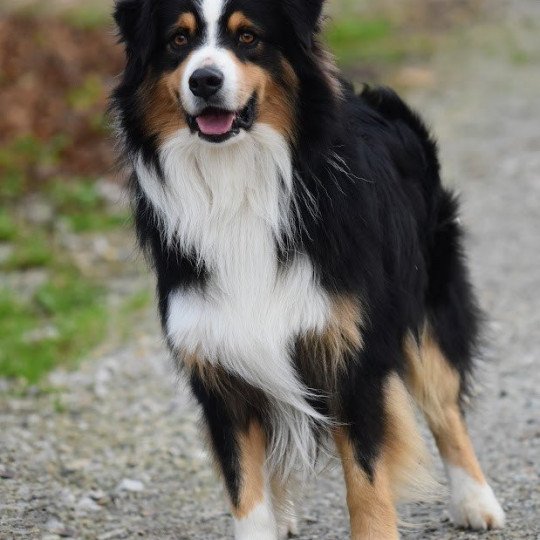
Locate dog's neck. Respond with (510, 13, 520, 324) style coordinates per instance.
(135, 124, 294, 257)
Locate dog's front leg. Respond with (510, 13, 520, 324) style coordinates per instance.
(190, 375, 278, 540)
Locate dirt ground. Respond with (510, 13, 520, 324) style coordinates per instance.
(1, 1, 539, 539)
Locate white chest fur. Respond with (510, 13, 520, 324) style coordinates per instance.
(135, 127, 330, 455)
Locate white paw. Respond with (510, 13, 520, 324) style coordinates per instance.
(234, 500, 279, 540)
(447, 466, 505, 530)
(278, 514, 299, 539)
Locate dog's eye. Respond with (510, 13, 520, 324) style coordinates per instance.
(171, 32, 189, 48)
(238, 31, 257, 46)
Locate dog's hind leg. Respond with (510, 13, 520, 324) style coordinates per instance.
(334, 372, 432, 539)
(270, 478, 299, 539)
(404, 330, 505, 530)
(334, 425, 399, 540)
(411, 192, 505, 529)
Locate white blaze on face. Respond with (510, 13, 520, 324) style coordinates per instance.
(181, 0, 241, 114)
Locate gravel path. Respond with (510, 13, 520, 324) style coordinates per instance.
(1, 3, 539, 539)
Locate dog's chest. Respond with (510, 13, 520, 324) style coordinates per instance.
(136, 128, 330, 371)
(165, 205, 329, 366)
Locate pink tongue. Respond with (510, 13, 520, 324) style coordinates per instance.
(196, 112, 235, 136)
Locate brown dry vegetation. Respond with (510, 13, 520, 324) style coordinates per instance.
(0, 16, 123, 192)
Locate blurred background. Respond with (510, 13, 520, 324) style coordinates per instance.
(1, 1, 538, 538)
(0, 0, 524, 387)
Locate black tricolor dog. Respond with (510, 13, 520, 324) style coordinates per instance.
(112, 0, 505, 537)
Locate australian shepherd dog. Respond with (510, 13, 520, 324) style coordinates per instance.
(111, 0, 505, 537)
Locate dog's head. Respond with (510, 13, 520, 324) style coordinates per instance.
(113, 0, 330, 149)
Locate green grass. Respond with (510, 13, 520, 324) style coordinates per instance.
(0, 209, 17, 241)
(0, 179, 131, 384)
(2, 233, 53, 270)
(325, 16, 436, 68)
(1, 1, 111, 30)
(67, 75, 104, 112)
(0, 268, 107, 384)
(0, 134, 68, 200)
(47, 178, 130, 232)
(61, 4, 111, 30)
(121, 288, 152, 314)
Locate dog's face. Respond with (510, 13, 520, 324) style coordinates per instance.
(114, 0, 325, 146)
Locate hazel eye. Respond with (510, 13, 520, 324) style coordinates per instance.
(238, 31, 256, 46)
(172, 32, 189, 48)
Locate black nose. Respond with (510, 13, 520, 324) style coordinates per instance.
(189, 67, 224, 99)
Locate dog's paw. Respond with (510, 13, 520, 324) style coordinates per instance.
(448, 467, 505, 530)
(278, 514, 299, 539)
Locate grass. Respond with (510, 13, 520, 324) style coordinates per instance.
(0, 209, 17, 241)
(47, 178, 130, 232)
(61, 4, 111, 30)
(0, 177, 131, 384)
(67, 75, 105, 112)
(0, 0, 111, 29)
(0, 134, 68, 200)
(325, 16, 437, 68)
(0, 268, 107, 384)
(2, 232, 53, 270)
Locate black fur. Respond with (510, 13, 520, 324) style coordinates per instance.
(112, 0, 481, 516)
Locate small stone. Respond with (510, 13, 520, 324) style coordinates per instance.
(392, 66, 436, 89)
(45, 518, 75, 537)
(21, 195, 54, 225)
(76, 496, 102, 513)
(22, 325, 60, 343)
(117, 478, 144, 492)
(89, 489, 109, 505)
(0, 466, 15, 479)
(0, 244, 14, 264)
(97, 528, 128, 540)
(62, 458, 90, 474)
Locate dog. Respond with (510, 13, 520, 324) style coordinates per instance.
(111, 0, 505, 538)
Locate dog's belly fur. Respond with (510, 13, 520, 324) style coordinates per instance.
(136, 124, 333, 474)
(166, 254, 329, 399)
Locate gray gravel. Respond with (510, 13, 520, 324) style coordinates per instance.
(1, 3, 539, 539)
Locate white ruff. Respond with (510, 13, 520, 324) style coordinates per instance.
(135, 125, 330, 477)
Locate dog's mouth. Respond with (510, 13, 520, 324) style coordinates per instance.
(187, 96, 256, 143)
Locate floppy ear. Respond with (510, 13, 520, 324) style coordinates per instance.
(114, 0, 154, 64)
(114, 0, 142, 45)
(281, 0, 325, 49)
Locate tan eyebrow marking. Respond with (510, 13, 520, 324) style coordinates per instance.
(176, 12, 197, 34)
(228, 11, 259, 33)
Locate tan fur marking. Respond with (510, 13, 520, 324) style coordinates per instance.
(233, 422, 267, 518)
(334, 427, 399, 540)
(176, 12, 197, 35)
(382, 374, 434, 501)
(227, 11, 259, 34)
(404, 329, 486, 484)
(297, 294, 362, 387)
(182, 351, 224, 390)
(227, 52, 298, 141)
(140, 61, 190, 141)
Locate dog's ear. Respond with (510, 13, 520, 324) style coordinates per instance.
(114, 0, 154, 64)
(114, 0, 142, 45)
(281, 0, 325, 49)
